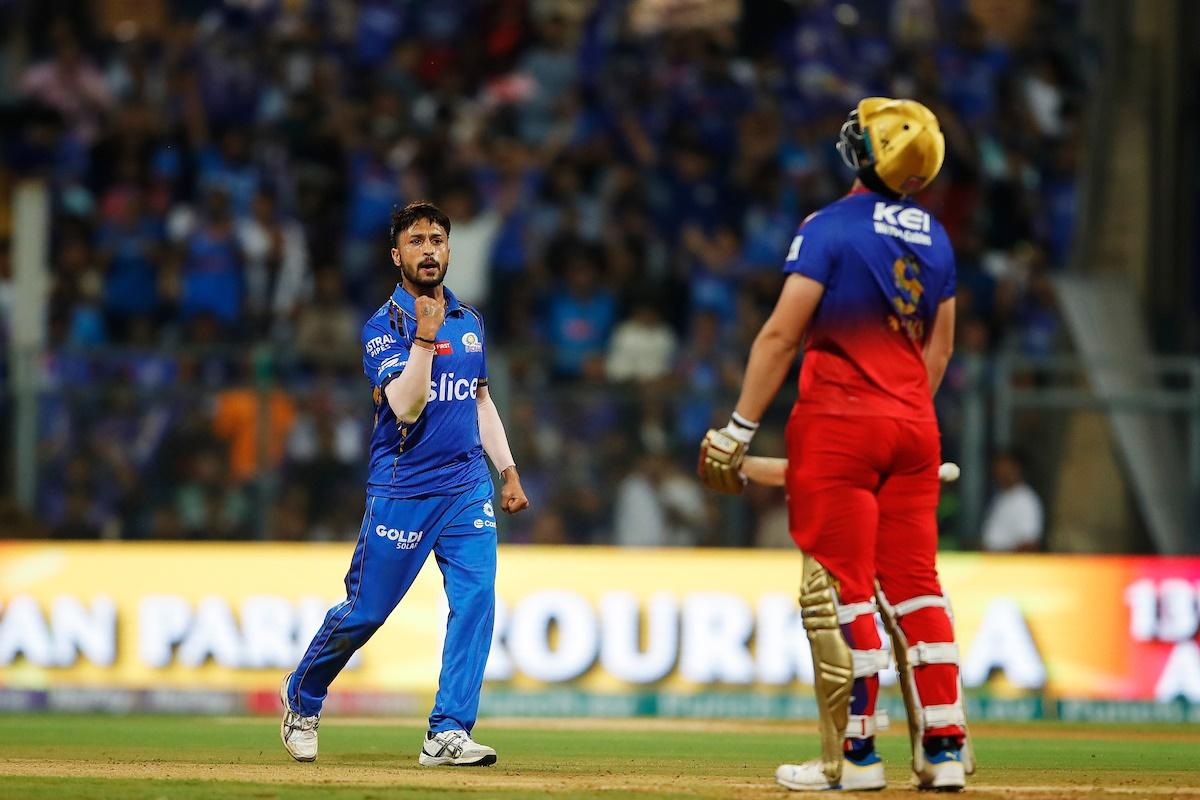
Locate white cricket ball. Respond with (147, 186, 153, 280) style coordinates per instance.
(938, 462, 961, 483)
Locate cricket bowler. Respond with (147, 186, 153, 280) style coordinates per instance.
(279, 201, 529, 766)
(698, 98, 973, 791)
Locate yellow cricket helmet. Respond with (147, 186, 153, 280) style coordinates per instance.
(836, 97, 945, 196)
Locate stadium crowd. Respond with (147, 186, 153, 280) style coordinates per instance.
(0, 0, 1084, 546)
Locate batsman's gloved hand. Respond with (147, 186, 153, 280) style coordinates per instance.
(697, 413, 758, 494)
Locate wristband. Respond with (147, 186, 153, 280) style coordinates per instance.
(731, 412, 760, 431)
(724, 412, 759, 445)
(413, 335, 437, 344)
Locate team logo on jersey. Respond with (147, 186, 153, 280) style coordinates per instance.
(872, 202, 932, 246)
(462, 332, 483, 353)
(435, 341, 453, 356)
(365, 334, 397, 358)
(426, 373, 479, 402)
(483, 501, 494, 518)
(376, 525, 424, 550)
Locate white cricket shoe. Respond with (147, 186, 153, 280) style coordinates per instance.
(279, 672, 319, 762)
(418, 729, 498, 767)
(776, 754, 886, 792)
(914, 748, 966, 792)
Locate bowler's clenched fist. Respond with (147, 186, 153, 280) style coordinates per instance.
(414, 296, 445, 340)
(499, 467, 530, 514)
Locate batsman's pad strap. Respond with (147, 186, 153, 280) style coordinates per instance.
(836, 600, 877, 624)
(922, 703, 966, 729)
(907, 641, 959, 666)
(892, 594, 948, 617)
(845, 711, 889, 739)
(851, 648, 891, 678)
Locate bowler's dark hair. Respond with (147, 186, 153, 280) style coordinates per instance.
(389, 202, 451, 247)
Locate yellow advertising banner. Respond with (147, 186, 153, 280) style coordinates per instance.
(1, 543, 1199, 704)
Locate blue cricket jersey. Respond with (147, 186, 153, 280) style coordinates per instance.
(782, 188, 956, 419)
(362, 284, 492, 498)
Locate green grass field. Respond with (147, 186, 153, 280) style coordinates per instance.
(1, 714, 1198, 799)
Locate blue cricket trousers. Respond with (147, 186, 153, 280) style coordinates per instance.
(288, 479, 496, 733)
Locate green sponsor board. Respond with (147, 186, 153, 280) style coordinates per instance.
(479, 690, 1047, 721)
(1057, 699, 1200, 723)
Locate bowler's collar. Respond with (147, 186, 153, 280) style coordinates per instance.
(390, 283, 461, 317)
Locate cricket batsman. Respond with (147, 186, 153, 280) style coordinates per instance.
(280, 201, 529, 766)
(698, 98, 973, 791)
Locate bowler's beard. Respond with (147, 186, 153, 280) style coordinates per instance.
(402, 258, 448, 288)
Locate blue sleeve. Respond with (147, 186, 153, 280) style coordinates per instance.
(362, 317, 410, 389)
(937, 229, 957, 301)
(781, 211, 839, 285)
(478, 315, 489, 382)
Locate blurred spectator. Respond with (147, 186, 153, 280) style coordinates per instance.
(97, 187, 162, 331)
(176, 447, 251, 539)
(19, 20, 113, 145)
(212, 361, 298, 485)
(341, 130, 404, 296)
(9, 0, 1088, 544)
(675, 312, 743, 443)
(237, 189, 311, 338)
(543, 250, 616, 381)
(516, 14, 577, 145)
(174, 190, 243, 328)
(981, 451, 1044, 552)
(49, 456, 103, 539)
(441, 181, 503, 308)
(613, 452, 709, 547)
(294, 269, 361, 368)
(606, 299, 678, 383)
(195, 128, 261, 219)
(286, 381, 364, 539)
(683, 224, 742, 318)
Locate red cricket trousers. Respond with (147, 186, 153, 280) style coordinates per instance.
(785, 411, 964, 742)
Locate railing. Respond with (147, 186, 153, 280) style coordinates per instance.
(5, 346, 1199, 551)
(991, 354, 1200, 552)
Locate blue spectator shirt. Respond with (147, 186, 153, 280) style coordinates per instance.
(543, 288, 616, 378)
(362, 284, 491, 499)
(181, 225, 242, 323)
(100, 217, 162, 317)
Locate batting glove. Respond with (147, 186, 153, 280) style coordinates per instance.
(697, 413, 758, 494)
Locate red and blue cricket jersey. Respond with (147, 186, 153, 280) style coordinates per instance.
(361, 284, 491, 498)
(783, 188, 956, 420)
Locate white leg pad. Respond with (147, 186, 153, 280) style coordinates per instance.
(851, 648, 891, 678)
(892, 594, 948, 617)
(845, 710, 889, 739)
(922, 703, 966, 729)
(876, 584, 976, 778)
(836, 600, 877, 625)
(907, 641, 959, 666)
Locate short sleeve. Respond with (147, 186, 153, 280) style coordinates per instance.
(782, 211, 839, 285)
(362, 319, 410, 389)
